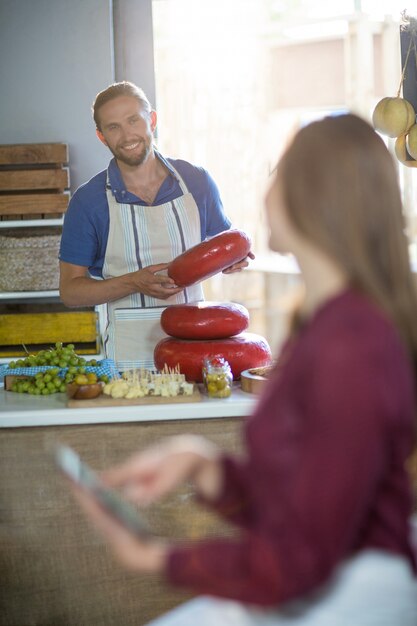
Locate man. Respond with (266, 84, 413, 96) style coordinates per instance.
(59, 81, 252, 369)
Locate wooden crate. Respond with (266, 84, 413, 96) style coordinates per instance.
(0, 143, 70, 220)
(0, 311, 99, 356)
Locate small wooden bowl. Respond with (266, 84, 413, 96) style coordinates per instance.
(66, 382, 104, 400)
(240, 365, 274, 394)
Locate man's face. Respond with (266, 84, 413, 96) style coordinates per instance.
(96, 95, 155, 167)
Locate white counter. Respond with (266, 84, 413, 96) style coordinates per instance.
(0, 383, 257, 428)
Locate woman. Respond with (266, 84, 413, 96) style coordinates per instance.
(72, 114, 417, 625)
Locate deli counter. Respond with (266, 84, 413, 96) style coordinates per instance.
(0, 381, 257, 626)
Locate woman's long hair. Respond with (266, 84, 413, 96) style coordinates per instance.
(278, 113, 417, 382)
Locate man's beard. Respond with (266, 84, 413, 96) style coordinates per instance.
(110, 139, 151, 167)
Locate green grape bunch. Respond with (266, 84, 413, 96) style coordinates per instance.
(7, 343, 109, 395)
(11, 368, 67, 395)
(8, 342, 88, 369)
(10, 367, 109, 396)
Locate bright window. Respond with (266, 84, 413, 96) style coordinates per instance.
(152, 0, 417, 349)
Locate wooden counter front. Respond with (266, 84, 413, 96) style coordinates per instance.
(0, 417, 244, 626)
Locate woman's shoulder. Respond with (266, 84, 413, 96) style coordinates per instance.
(314, 289, 398, 339)
(307, 289, 411, 379)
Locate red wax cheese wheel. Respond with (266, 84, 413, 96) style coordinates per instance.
(167, 229, 251, 287)
(154, 332, 272, 382)
(161, 301, 249, 339)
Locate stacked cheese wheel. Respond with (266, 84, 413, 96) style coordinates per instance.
(167, 228, 252, 287)
(154, 301, 272, 382)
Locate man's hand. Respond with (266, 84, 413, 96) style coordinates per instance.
(222, 251, 255, 274)
(130, 263, 184, 299)
(59, 260, 183, 307)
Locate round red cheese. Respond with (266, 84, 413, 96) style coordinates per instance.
(167, 229, 251, 287)
(154, 332, 272, 382)
(160, 301, 249, 339)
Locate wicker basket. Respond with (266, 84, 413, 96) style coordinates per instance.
(0, 227, 61, 291)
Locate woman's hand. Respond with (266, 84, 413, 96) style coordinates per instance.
(102, 435, 223, 505)
(222, 251, 255, 274)
(69, 436, 223, 572)
(71, 484, 168, 573)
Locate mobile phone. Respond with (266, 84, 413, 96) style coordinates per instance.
(54, 444, 153, 540)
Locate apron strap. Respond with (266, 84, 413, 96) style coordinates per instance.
(168, 164, 189, 195)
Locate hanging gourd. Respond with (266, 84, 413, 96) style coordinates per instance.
(406, 123, 417, 159)
(372, 13, 417, 167)
(372, 96, 415, 138)
(394, 134, 417, 168)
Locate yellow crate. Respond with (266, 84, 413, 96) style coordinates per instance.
(0, 312, 99, 354)
(2, 346, 98, 357)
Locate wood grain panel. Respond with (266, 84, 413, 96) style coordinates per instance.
(0, 193, 69, 215)
(0, 418, 244, 626)
(0, 169, 69, 192)
(0, 143, 68, 165)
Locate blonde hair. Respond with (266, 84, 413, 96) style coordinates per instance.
(278, 113, 417, 379)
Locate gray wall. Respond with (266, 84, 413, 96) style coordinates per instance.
(114, 0, 156, 108)
(0, 0, 155, 191)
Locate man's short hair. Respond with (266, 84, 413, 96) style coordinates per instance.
(92, 81, 152, 130)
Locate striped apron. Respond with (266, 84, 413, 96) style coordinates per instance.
(102, 165, 204, 371)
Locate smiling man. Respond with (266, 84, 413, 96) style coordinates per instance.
(59, 82, 251, 369)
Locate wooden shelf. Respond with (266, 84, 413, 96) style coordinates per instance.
(0, 218, 63, 228)
(0, 290, 60, 300)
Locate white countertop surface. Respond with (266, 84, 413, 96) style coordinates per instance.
(0, 383, 257, 428)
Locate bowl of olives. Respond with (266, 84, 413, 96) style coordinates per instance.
(66, 372, 104, 400)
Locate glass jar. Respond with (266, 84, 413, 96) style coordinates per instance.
(202, 356, 233, 398)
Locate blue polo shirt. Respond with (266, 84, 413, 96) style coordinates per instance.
(59, 151, 231, 277)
